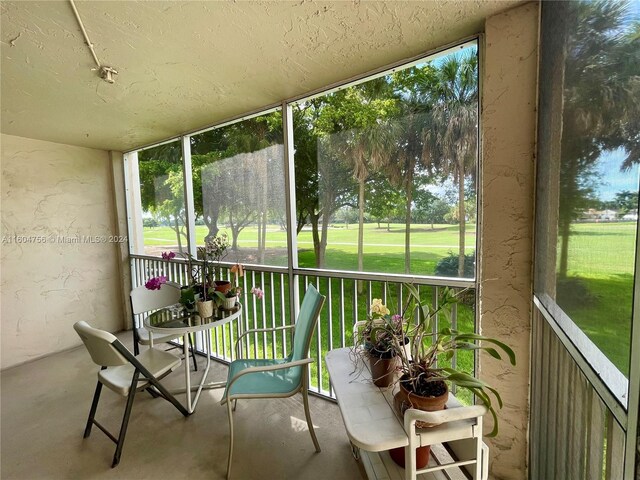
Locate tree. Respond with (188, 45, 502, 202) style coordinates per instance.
(195, 152, 223, 240)
(556, 0, 640, 278)
(413, 189, 450, 228)
(366, 173, 404, 230)
(422, 51, 478, 277)
(191, 112, 285, 257)
(391, 64, 438, 272)
(613, 190, 639, 214)
(328, 81, 401, 278)
(294, 99, 356, 267)
(315, 132, 357, 267)
(137, 142, 187, 253)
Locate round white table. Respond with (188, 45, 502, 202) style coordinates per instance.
(144, 304, 243, 413)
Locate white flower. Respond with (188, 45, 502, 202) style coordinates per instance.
(370, 298, 390, 316)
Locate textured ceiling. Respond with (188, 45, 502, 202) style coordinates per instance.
(1, 1, 522, 152)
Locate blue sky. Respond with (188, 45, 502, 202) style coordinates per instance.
(595, 148, 640, 201)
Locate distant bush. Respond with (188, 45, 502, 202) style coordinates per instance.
(435, 251, 475, 278)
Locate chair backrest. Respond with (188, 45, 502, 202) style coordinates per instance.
(130, 281, 181, 316)
(290, 284, 326, 362)
(73, 321, 129, 367)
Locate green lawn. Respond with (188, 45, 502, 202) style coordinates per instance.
(557, 222, 636, 376)
(144, 222, 475, 275)
(143, 222, 476, 250)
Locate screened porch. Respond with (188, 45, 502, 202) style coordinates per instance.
(1, 2, 639, 480)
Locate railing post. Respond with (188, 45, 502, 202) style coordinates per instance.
(282, 102, 300, 327)
(181, 135, 197, 258)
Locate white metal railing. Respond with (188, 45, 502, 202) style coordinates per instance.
(130, 254, 476, 399)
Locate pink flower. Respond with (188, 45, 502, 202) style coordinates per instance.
(161, 251, 176, 260)
(145, 276, 167, 290)
(251, 287, 264, 300)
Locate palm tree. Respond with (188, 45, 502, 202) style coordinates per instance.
(422, 51, 478, 277)
(319, 81, 400, 279)
(348, 121, 399, 278)
(556, 0, 640, 278)
(391, 64, 438, 273)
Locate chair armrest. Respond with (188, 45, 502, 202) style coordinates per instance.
(225, 358, 314, 399)
(403, 404, 488, 433)
(353, 321, 367, 347)
(235, 325, 296, 359)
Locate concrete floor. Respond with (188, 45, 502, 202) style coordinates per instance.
(1, 332, 365, 480)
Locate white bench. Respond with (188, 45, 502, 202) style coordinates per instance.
(325, 348, 489, 480)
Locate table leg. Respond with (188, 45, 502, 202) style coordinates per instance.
(184, 333, 192, 413)
(189, 327, 212, 410)
(166, 323, 234, 412)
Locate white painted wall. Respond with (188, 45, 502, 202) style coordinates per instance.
(1, 134, 124, 369)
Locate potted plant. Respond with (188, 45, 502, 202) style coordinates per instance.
(179, 285, 196, 311)
(202, 233, 231, 293)
(355, 299, 406, 388)
(186, 233, 230, 318)
(377, 283, 516, 468)
(216, 263, 244, 310)
(397, 284, 515, 430)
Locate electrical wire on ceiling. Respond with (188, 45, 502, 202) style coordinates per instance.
(69, 0, 118, 84)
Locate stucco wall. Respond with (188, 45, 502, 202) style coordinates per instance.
(1, 134, 124, 368)
(479, 3, 539, 479)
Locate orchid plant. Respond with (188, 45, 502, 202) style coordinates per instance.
(149, 250, 265, 310)
(356, 298, 405, 359)
(216, 263, 244, 300)
(391, 284, 516, 437)
(197, 233, 231, 301)
(144, 275, 167, 291)
(213, 262, 264, 303)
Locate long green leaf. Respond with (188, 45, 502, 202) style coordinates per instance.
(451, 334, 516, 365)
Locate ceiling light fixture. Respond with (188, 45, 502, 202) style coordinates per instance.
(68, 0, 118, 84)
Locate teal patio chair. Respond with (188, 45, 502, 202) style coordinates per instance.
(220, 284, 326, 479)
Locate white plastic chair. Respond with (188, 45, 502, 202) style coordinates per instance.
(130, 281, 198, 371)
(220, 284, 326, 479)
(73, 321, 189, 467)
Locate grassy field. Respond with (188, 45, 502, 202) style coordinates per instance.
(558, 222, 636, 375)
(144, 222, 475, 275)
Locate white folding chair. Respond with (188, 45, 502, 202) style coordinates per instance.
(130, 281, 198, 371)
(74, 321, 189, 467)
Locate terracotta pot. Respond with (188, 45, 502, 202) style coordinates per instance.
(214, 281, 232, 294)
(395, 381, 448, 428)
(388, 381, 448, 470)
(388, 445, 431, 470)
(369, 355, 397, 388)
(196, 300, 214, 319)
